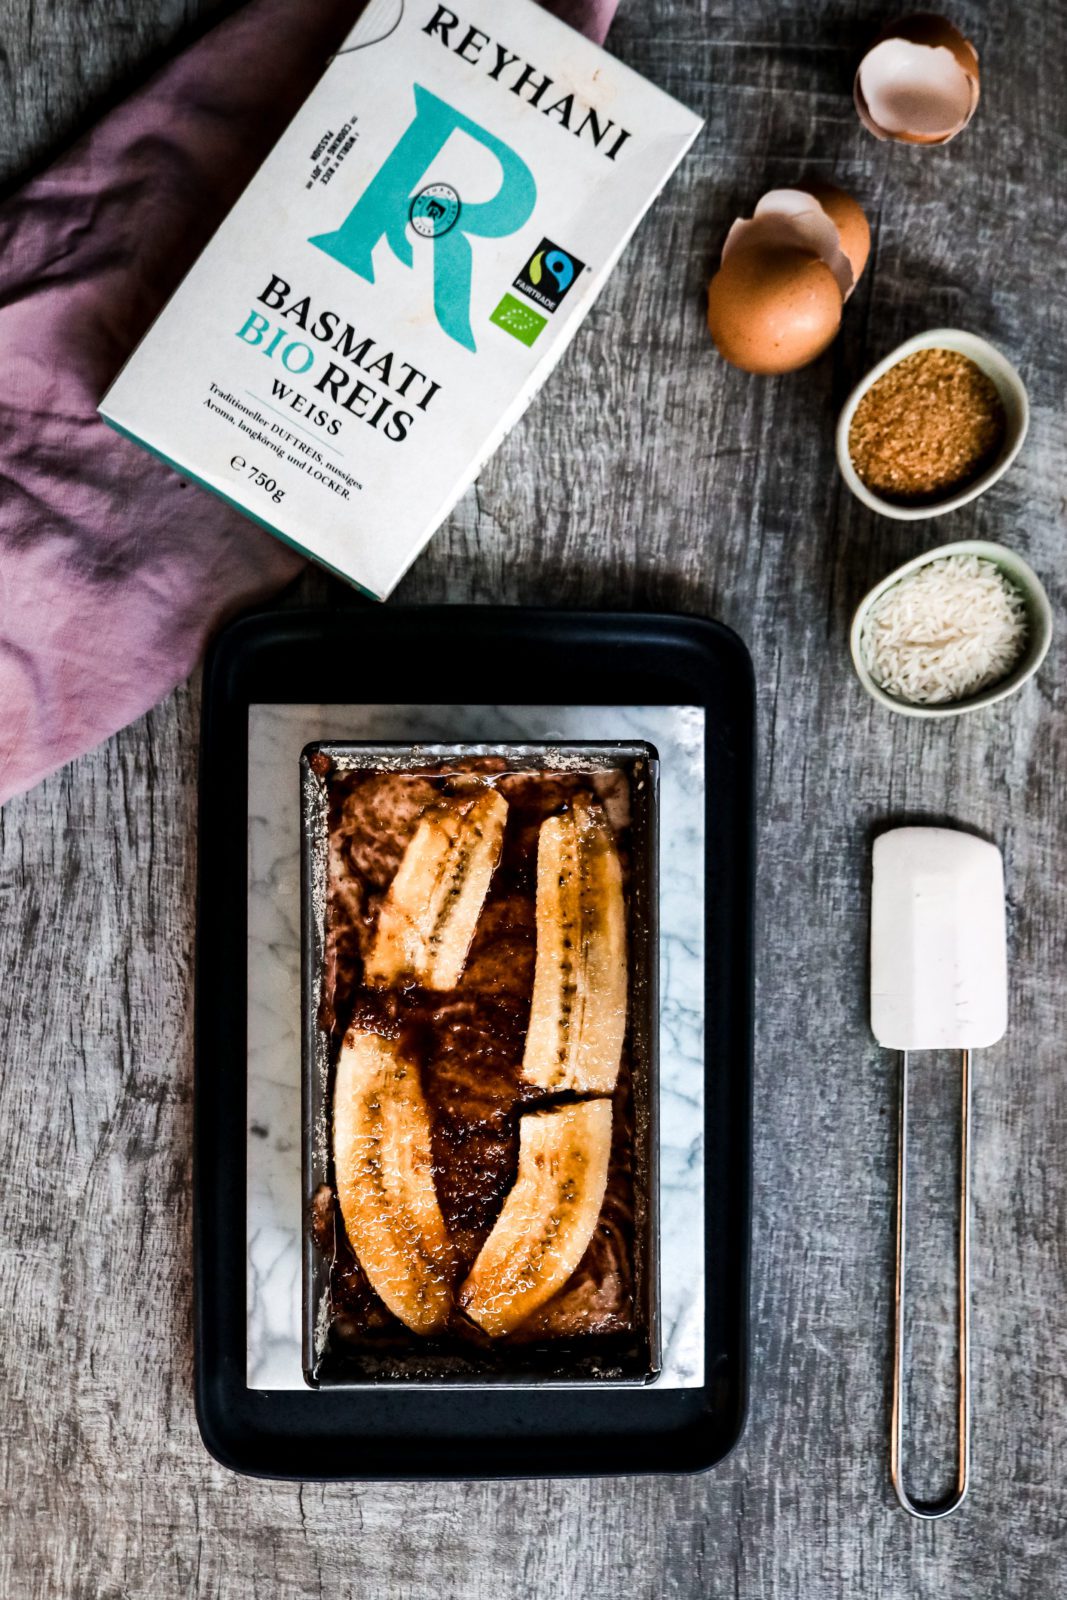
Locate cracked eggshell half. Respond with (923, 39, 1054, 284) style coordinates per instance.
(855, 13, 980, 144)
(721, 189, 854, 299)
(708, 184, 869, 373)
(804, 183, 871, 292)
(719, 185, 870, 301)
(707, 244, 843, 375)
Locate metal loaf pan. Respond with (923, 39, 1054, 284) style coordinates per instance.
(300, 741, 660, 1387)
(195, 605, 755, 1478)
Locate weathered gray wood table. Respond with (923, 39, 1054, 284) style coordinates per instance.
(2, 1, 1065, 1594)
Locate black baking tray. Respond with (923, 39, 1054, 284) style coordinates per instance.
(195, 606, 754, 1479)
(300, 742, 660, 1386)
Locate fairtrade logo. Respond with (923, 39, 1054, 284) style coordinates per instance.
(513, 238, 586, 313)
(530, 248, 573, 292)
(409, 183, 461, 238)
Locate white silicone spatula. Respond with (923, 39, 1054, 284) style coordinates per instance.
(871, 827, 1008, 1520)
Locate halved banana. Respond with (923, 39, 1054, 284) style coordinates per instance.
(333, 1030, 453, 1334)
(458, 1099, 612, 1337)
(521, 793, 627, 1094)
(364, 788, 507, 991)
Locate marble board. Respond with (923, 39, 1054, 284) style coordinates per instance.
(247, 703, 706, 1389)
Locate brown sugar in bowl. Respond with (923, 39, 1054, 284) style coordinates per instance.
(835, 329, 1029, 520)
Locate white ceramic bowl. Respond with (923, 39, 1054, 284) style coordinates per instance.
(836, 329, 1029, 520)
(850, 539, 1053, 719)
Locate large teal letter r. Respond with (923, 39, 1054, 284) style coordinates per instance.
(309, 84, 537, 352)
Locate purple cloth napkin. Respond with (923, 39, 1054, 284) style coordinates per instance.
(0, 0, 618, 806)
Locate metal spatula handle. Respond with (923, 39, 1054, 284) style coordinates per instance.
(872, 826, 1006, 1520)
(890, 1047, 971, 1520)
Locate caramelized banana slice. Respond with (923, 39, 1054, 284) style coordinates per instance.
(458, 1100, 612, 1337)
(521, 794, 627, 1094)
(364, 788, 507, 990)
(333, 1031, 453, 1334)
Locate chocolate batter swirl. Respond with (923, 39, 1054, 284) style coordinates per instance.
(319, 760, 637, 1353)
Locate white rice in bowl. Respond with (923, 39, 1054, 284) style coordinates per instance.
(861, 553, 1027, 705)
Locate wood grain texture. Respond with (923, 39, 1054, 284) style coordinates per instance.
(2, 0, 1067, 1594)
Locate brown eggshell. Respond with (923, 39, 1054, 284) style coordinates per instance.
(805, 183, 871, 287)
(855, 13, 980, 145)
(890, 12, 979, 77)
(707, 245, 843, 375)
(722, 191, 853, 297)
